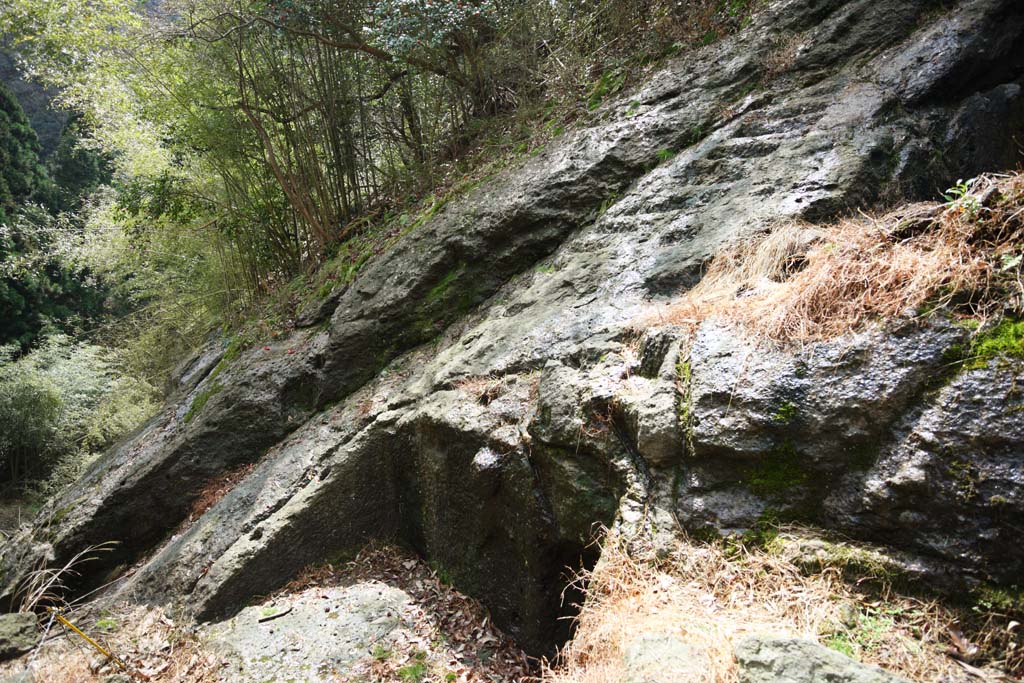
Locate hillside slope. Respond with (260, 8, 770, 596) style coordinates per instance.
(3, 0, 1023, 659)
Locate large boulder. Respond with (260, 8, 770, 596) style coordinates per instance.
(2, 0, 1023, 659)
(0, 614, 36, 662)
(734, 636, 909, 683)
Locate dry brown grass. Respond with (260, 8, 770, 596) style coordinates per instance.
(453, 375, 509, 405)
(544, 531, 1012, 683)
(1, 604, 220, 682)
(643, 173, 1024, 342)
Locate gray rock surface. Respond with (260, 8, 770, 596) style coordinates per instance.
(0, 670, 35, 683)
(624, 633, 710, 683)
(2, 0, 1023, 659)
(206, 584, 413, 683)
(734, 636, 909, 683)
(0, 614, 36, 662)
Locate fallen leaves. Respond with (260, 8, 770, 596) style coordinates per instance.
(278, 544, 535, 683)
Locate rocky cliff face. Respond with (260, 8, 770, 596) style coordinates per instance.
(3, 0, 1023, 656)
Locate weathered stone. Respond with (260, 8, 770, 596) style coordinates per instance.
(770, 531, 965, 593)
(622, 634, 712, 683)
(100, 675, 131, 683)
(618, 377, 683, 467)
(2, 0, 1023, 661)
(206, 584, 412, 683)
(0, 670, 35, 683)
(734, 636, 910, 683)
(624, 633, 710, 683)
(0, 613, 36, 661)
(823, 357, 1024, 583)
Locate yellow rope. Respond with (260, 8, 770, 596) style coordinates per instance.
(46, 607, 130, 673)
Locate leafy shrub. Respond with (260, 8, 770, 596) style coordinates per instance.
(0, 335, 157, 493)
(0, 350, 61, 483)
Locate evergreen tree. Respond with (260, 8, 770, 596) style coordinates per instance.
(0, 81, 51, 225)
(0, 85, 110, 349)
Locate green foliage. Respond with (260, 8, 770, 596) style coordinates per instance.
(824, 605, 902, 659)
(397, 652, 429, 683)
(588, 69, 627, 110)
(0, 86, 118, 350)
(94, 616, 118, 632)
(0, 335, 157, 487)
(372, 0, 498, 55)
(943, 178, 980, 217)
(0, 205, 115, 350)
(972, 584, 1024, 614)
(0, 348, 61, 484)
(46, 116, 113, 213)
(772, 401, 797, 423)
(0, 81, 52, 226)
(0, 0, 762, 400)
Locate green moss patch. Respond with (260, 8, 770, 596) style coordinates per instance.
(427, 264, 467, 305)
(748, 441, 808, 496)
(964, 318, 1024, 369)
(184, 383, 222, 423)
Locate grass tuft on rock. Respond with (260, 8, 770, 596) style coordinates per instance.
(641, 173, 1024, 342)
(544, 528, 1022, 683)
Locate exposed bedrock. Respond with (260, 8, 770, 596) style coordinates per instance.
(3, 0, 1023, 655)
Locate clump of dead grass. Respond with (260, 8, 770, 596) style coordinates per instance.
(545, 530, 1009, 683)
(453, 375, 509, 405)
(644, 173, 1024, 342)
(1, 604, 220, 682)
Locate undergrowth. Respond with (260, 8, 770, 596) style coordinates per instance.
(545, 529, 1022, 683)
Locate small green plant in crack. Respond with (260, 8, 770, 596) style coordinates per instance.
(824, 605, 899, 659)
(943, 178, 981, 218)
(397, 651, 428, 682)
(431, 561, 454, 586)
(947, 459, 979, 502)
(656, 147, 676, 164)
(690, 123, 707, 144)
(676, 357, 695, 455)
(372, 644, 392, 661)
(426, 264, 466, 305)
(597, 192, 622, 217)
(588, 69, 627, 110)
(772, 401, 797, 423)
